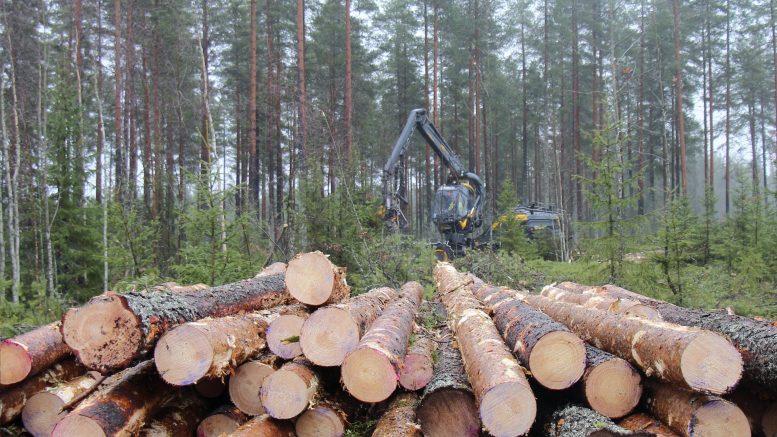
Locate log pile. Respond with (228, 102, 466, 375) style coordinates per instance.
(2, 254, 775, 437)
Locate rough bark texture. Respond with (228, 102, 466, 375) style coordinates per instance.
(341, 282, 424, 403)
(520, 290, 742, 394)
(618, 413, 681, 437)
(581, 346, 642, 419)
(197, 404, 249, 437)
(154, 307, 281, 385)
(138, 390, 208, 437)
(229, 414, 294, 437)
(151, 283, 209, 293)
(285, 251, 350, 306)
(21, 371, 102, 437)
(433, 263, 536, 437)
(542, 285, 662, 321)
(584, 283, 777, 390)
(52, 361, 175, 437)
(642, 380, 750, 437)
(0, 359, 83, 425)
(398, 327, 436, 391)
(228, 353, 280, 416)
(1, 322, 71, 386)
(372, 392, 421, 437)
(300, 286, 399, 367)
(471, 279, 586, 390)
(260, 357, 320, 419)
(417, 326, 480, 437)
(266, 304, 308, 359)
(62, 273, 289, 373)
(546, 405, 649, 437)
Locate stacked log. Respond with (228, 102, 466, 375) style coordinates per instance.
(196, 405, 249, 437)
(61, 273, 290, 373)
(0, 323, 71, 387)
(228, 353, 279, 415)
(372, 392, 421, 437)
(294, 392, 353, 437)
(300, 286, 399, 366)
(266, 304, 308, 359)
(21, 371, 102, 437)
(433, 263, 536, 437)
(545, 404, 651, 437)
(137, 390, 208, 437)
(1, 359, 84, 425)
(618, 413, 680, 437)
(398, 327, 436, 391)
(581, 346, 642, 419)
(229, 414, 294, 437)
(285, 251, 350, 305)
(341, 282, 424, 403)
(260, 358, 321, 419)
(543, 285, 662, 320)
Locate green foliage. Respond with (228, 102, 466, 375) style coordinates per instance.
(652, 195, 700, 304)
(493, 178, 539, 260)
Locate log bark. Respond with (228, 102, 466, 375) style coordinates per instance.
(398, 326, 436, 391)
(568, 283, 777, 390)
(21, 371, 102, 437)
(518, 289, 742, 394)
(62, 273, 289, 373)
(294, 392, 355, 437)
(542, 285, 662, 320)
(228, 353, 280, 416)
(1, 322, 71, 386)
(152, 283, 209, 293)
(417, 327, 480, 437)
(432, 263, 536, 437)
(471, 279, 587, 390)
(300, 286, 399, 367)
(727, 388, 777, 437)
(260, 358, 320, 419)
(372, 392, 421, 437)
(545, 404, 650, 437)
(0, 360, 83, 425)
(581, 346, 642, 419)
(266, 304, 308, 359)
(256, 262, 287, 278)
(196, 405, 249, 437)
(229, 414, 294, 437)
(341, 282, 424, 403)
(642, 380, 750, 437)
(154, 307, 283, 385)
(52, 361, 175, 437)
(285, 251, 349, 306)
(618, 413, 681, 437)
(138, 390, 208, 437)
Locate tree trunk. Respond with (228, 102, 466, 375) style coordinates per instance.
(433, 263, 536, 437)
(249, 0, 258, 208)
(2, 30, 21, 303)
(260, 358, 320, 419)
(372, 393, 421, 437)
(200, 0, 211, 181)
(230, 414, 294, 437)
(471, 279, 587, 390)
(341, 282, 423, 403)
(266, 304, 308, 359)
(571, 284, 777, 390)
(672, 0, 687, 194)
(0, 322, 71, 386)
(137, 391, 208, 437)
(725, 0, 731, 213)
(0, 360, 84, 425)
(285, 251, 350, 306)
(228, 353, 280, 416)
(62, 273, 290, 373)
(52, 361, 174, 437)
(546, 405, 645, 437)
(582, 346, 642, 419)
(642, 380, 749, 437)
(197, 405, 249, 437)
(113, 0, 124, 202)
(300, 286, 399, 366)
(543, 284, 662, 320)
(22, 372, 104, 437)
(296, 0, 307, 170)
(417, 326, 480, 437)
(521, 289, 742, 394)
(344, 0, 353, 165)
(618, 413, 679, 437)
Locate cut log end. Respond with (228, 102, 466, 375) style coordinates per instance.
(197, 413, 241, 437)
(479, 381, 536, 437)
(294, 406, 345, 437)
(229, 361, 275, 415)
(399, 353, 434, 391)
(53, 414, 108, 437)
(300, 307, 359, 367)
(260, 365, 317, 419)
(341, 347, 397, 403)
(680, 332, 742, 394)
(0, 341, 32, 385)
(286, 252, 346, 306)
(417, 390, 480, 437)
(584, 359, 642, 418)
(61, 294, 141, 372)
(528, 331, 586, 390)
(154, 325, 213, 386)
(21, 392, 66, 437)
(267, 315, 305, 359)
(690, 399, 750, 437)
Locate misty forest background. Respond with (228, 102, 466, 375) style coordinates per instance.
(1, 0, 776, 335)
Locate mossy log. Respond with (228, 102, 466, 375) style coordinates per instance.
(1, 322, 71, 386)
(545, 404, 651, 437)
(0, 359, 83, 425)
(62, 273, 290, 373)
